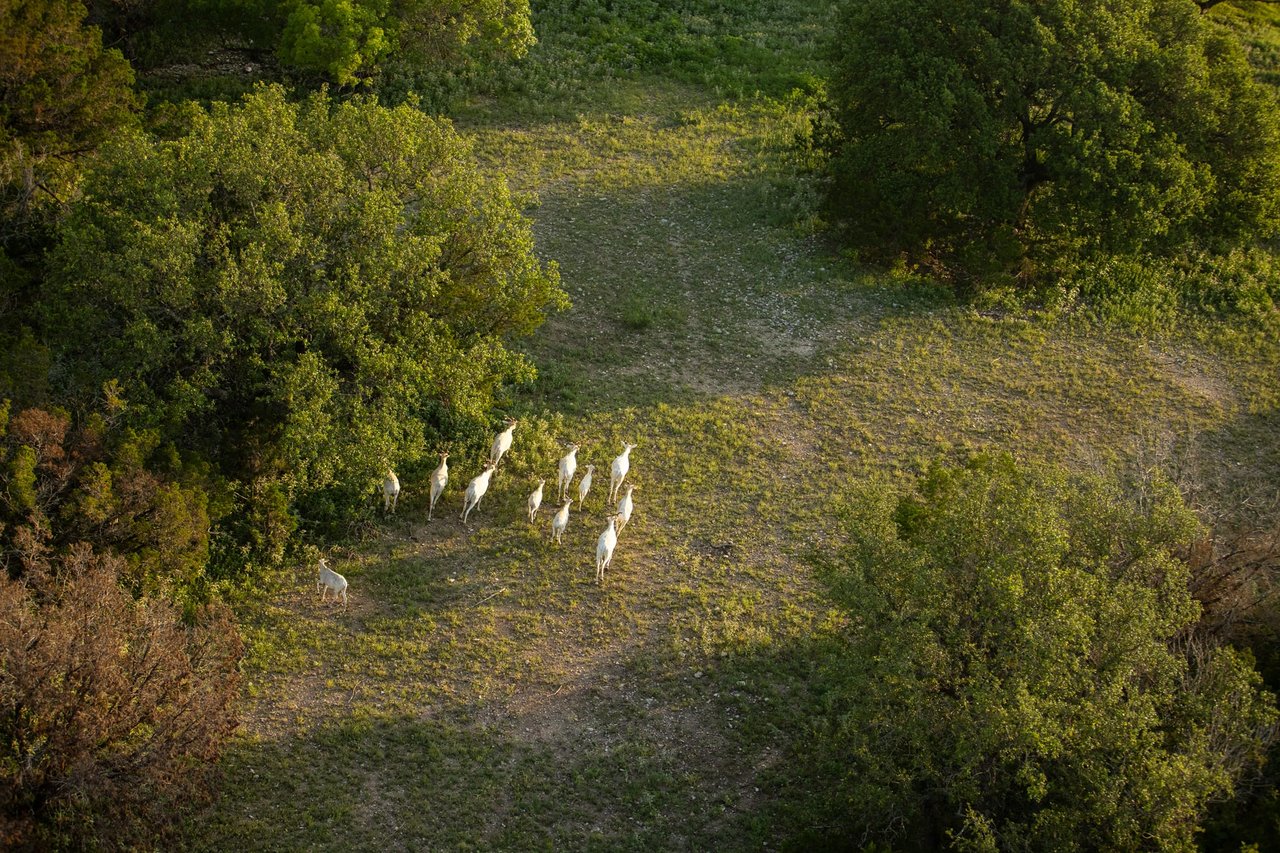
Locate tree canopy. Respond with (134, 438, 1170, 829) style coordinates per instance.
(184, 0, 536, 85)
(0, 398, 242, 848)
(46, 85, 565, 521)
(817, 456, 1276, 849)
(823, 0, 1280, 285)
(0, 0, 137, 243)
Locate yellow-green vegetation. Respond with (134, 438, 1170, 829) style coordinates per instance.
(1214, 1, 1280, 86)
(179, 2, 1280, 849)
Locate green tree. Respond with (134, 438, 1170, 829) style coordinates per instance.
(823, 0, 1280, 286)
(277, 0, 390, 84)
(1, 401, 217, 596)
(46, 85, 565, 548)
(817, 456, 1276, 850)
(0, 0, 137, 237)
(0, 0, 138, 341)
(184, 0, 534, 85)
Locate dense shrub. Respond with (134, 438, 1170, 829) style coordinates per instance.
(174, 0, 535, 85)
(814, 456, 1276, 849)
(0, 547, 241, 850)
(46, 85, 566, 555)
(822, 0, 1280, 290)
(0, 400, 241, 849)
(0, 0, 138, 303)
(1, 401, 215, 597)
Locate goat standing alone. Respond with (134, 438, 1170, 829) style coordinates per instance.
(551, 498, 573, 544)
(317, 558, 348, 608)
(557, 443, 579, 502)
(616, 484, 636, 533)
(596, 514, 619, 583)
(609, 442, 636, 502)
(528, 478, 545, 523)
(490, 418, 518, 466)
(383, 470, 401, 513)
(461, 461, 497, 524)
(427, 452, 449, 521)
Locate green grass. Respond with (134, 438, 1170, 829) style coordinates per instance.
(430, 0, 835, 123)
(183, 1, 1280, 849)
(1212, 1, 1280, 86)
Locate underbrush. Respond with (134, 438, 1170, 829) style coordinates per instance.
(384, 0, 834, 119)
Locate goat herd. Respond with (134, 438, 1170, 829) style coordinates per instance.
(316, 419, 640, 608)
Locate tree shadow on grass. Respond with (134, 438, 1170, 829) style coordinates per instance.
(185, 629, 851, 852)
(516, 175, 950, 418)
(1174, 406, 1280, 532)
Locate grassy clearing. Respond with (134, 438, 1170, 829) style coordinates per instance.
(185, 1, 1280, 849)
(1213, 1, 1280, 86)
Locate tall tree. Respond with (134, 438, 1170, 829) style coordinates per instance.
(0, 0, 137, 236)
(45, 86, 565, 549)
(823, 0, 1280, 285)
(0, 400, 242, 849)
(816, 456, 1277, 849)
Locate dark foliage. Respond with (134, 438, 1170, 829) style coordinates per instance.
(822, 0, 1280, 290)
(1, 401, 214, 596)
(0, 0, 138, 251)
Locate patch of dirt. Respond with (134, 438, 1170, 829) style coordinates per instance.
(1146, 345, 1239, 410)
(144, 46, 271, 80)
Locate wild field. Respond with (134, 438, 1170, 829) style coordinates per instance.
(183, 1, 1280, 848)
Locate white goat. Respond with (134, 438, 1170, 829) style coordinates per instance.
(527, 478, 545, 523)
(616, 484, 636, 533)
(317, 558, 348, 608)
(551, 498, 573, 544)
(382, 469, 401, 513)
(490, 417, 518, 466)
(595, 514, 619, 583)
(557, 443, 580, 501)
(427, 452, 449, 521)
(461, 461, 497, 524)
(609, 442, 636, 502)
(577, 464, 594, 507)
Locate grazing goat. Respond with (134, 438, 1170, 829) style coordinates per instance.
(596, 514, 619, 583)
(557, 443, 580, 501)
(616, 484, 636, 533)
(551, 499, 573, 544)
(383, 470, 401, 513)
(461, 461, 497, 524)
(317, 558, 348, 608)
(609, 442, 636, 502)
(577, 464, 594, 507)
(490, 418, 518, 466)
(427, 452, 449, 521)
(528, 478, 545, 523)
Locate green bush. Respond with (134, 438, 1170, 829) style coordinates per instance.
(0, 0, 138, 272)
(46, 85, 567, 557)
(1, 403, 217, 597)
(822, 0, 1280, 290)
(182, 0, 534, 85)
(814, 455, 1277, 849)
